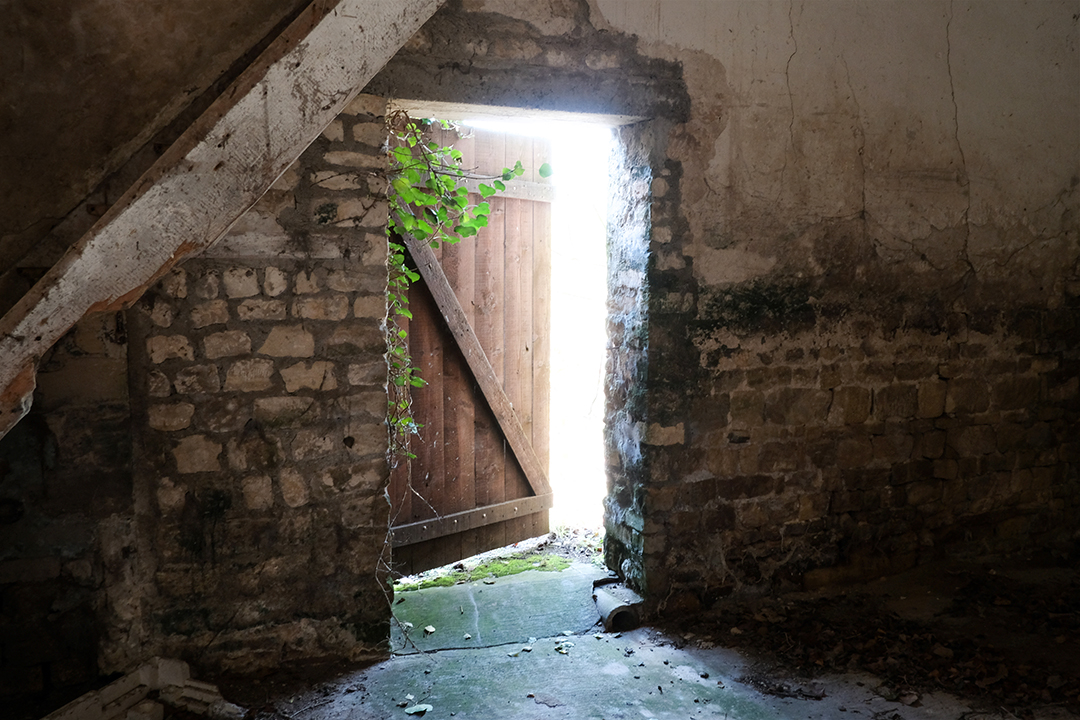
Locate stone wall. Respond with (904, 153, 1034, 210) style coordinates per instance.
(0, 312, 133, 713)
(589, 0, 1080, 607)
(122, 94, 393, 673)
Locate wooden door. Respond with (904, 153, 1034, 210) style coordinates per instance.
(389, 126, 554, 575)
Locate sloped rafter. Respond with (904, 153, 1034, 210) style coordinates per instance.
(0, 0, 441, 439)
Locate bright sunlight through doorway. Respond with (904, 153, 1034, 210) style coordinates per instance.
(461, 116, 612, 531)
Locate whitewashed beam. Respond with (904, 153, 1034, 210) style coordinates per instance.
(0, 0, 441, 438)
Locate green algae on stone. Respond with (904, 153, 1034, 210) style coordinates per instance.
(394, 553, 571, 593)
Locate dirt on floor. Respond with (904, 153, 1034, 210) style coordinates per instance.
(171, 539, 1077, 720)
(659, 551, 1080, 719)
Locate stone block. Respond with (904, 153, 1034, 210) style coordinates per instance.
(872, 432, 914, 463)
(326, 322, 383, 355)
(991, 375, 1040, 410)
(946, 378, 989, 414)
(280, 361, 337, 392)
(919, 430, 946, 458)
(191, 300, 230, 329)
(147, 335, 193, 364)
(259, 326, 315, 357)
(223, 268, 260, 298)
(322, 150, 382, 168)
(224, 358, 276, 392)
(729, 390, 764, 427)
(227, 435, 281, 472)
(174, 364, 222, 394)
(340, 493, 381, 529)
(324, 269, 362, 293)
(292, 429, 336, 460)
(204, 331, 251, 359)
(313, 171, 365, 191)
(947, 425, 997, 456)
(255, 396, 315, 425)
(764, 388, 831, 425)
(348, 360, 386, 386)
(874, 384, 917, 420)
(933, 459, 959, 479)
(322, 118, 344, 142)
(157, 477, 186, 512)
(193, 271, 219, 299)
(907, 480, 942, 506)
(237, 298, 287, 321)
(293, 295, 350, 321)
(1031, 355, 1059, 373)
(150, 301, 174, 328)
(201, 397, 247, 433)
(352, 122, 388, 146)
(279, 469, 310, 508)
(344, 93, 386, 116)
(328, 197, 382, 228)
(836, 436, 874, 469)
(829, 386, 870, 424)
(263, 267, 288, 297)
(161, 268, 187, 298)
(148, 370, 172, 397)
(172, 435, 222, 473)
(295, 270, 322, 294)
(149, 403, 195, 432)
(345, 423, 387, 456)
(241, 476, 274, 510)
(643, 422, 684, 446)
(917, 379, 947, 418)
(1049, 375, 1079, 402)
(758, 441, 799, 472)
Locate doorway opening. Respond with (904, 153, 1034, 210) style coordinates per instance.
(459, 115, 612, 532)
(386, 101, 618, 581)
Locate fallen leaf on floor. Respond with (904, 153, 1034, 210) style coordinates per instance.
(560, 630, 574, 636)
(404, 704, 433, 715)
(423, 625, 436, 635)
(463, 633, 471, 640)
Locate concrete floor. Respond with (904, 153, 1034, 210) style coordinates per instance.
(213, 560, 1079, 720)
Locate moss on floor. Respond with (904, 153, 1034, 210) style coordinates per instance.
(394, 553, 570, 593)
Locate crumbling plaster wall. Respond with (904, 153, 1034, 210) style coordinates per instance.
(589, 0, 1080, 605)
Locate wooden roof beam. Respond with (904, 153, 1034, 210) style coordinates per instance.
(0, 0, 441, 438)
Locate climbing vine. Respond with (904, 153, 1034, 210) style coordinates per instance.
(383, 110, 550, 462)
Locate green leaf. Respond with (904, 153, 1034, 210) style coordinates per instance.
(539, 162, 553, 178)
(493, 180, 506, 191)
(478, 183, 496, 198)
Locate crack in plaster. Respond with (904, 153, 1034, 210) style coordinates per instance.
(840, 55, 867, 233)
(945, 0, 976, 282)
(777, 0, 800, 203)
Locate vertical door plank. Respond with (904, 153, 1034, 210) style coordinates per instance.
(531, 199, 552, 476)
(472, 129, 507, 552)
(440, 239, 476, 516)
(407, 276, 444, 522)
(388, 297, 413, 527)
